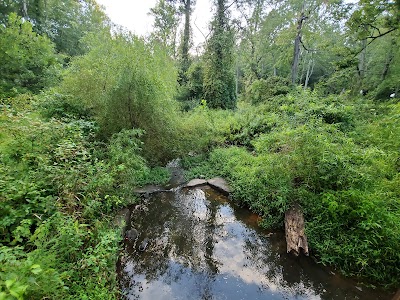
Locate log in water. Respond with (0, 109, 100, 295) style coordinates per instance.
(285, 204, 309, 256)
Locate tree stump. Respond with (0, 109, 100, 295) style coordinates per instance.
(285, 204, 309, 256)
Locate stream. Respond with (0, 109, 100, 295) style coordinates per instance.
(116, 184, 391, 300)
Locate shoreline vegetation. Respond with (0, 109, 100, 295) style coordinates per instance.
(1, 1, 399, 298)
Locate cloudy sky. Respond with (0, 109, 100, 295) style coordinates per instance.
(96, 0, 213, 47)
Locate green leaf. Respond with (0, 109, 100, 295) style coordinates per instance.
(30, 264, 42, 274)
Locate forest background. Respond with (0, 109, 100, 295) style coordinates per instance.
(0, 0, 399, 298)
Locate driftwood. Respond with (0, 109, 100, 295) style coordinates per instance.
(285, 204, 309, 256)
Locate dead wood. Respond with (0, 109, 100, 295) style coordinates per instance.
(285, 204, 309, 256)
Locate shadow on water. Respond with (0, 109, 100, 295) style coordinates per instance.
(117, 186, 391, 300)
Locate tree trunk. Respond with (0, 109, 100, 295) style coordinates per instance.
(358, 24, 368, 88)
(358, 38, 367, 83)
(22, 0, 29, 18)
(304, 55, 314, 89)
(291, 1, 306, 85)
(381, 38, 395, 80)
(285, 204, 309, 256)
(235, 64, 239, 97)
(180, 0, 191, 82)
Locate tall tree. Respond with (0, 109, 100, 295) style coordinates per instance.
(0, 0, 109, 56)
(347, 0, 399, 91)
(235, 0, 267, 82)
(203, 0, 236, 109)
(179, 0, 191, 81)
(170, 0, 196, 83)
(0, 13, 61, 97)
(291, 0, 306, 85)
(149, 0, 181, 57)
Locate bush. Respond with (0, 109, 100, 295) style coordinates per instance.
(183, 92, 400, 287)
(60, 32, 180, 163)
(107, 129, 170, 192)
(39, 92, 92, 121)
(373, 78, 399, 100)
(1, 96, 160, 299)
(0, 13, 61, 98)
(245, 76, 291, 104)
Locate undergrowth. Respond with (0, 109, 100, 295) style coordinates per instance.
(0, 94, 168, 299)
(183, 89, 400, 288)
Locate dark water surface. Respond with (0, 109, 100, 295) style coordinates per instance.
(117, 186, 391, 300)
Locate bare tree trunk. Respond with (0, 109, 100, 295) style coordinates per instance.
(180, 0, 191, 82)
(358, 26, 367, 88)
(291, 1, 307, 85)
(299, 49, 306, 84)
(304, 55, 314, 89)
(235, 64, 239, 97)
(22, 0, 29, 18)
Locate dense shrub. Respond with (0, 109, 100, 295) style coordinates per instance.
(244, 76, 291, 104)
(373, 78, 399, 100)
(0, 95, 171, 298)
(39, 92, 92, 121)
(60, 32, 180, 163)
(183, 91, 400, 287)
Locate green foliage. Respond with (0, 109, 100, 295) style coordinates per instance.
(307, 188, 400, 285)
(0, 13, 61, 98)
(203, 0, 237, 109)
(0, 215, 122, 299)
(0, 0, 109, 56)
(176, 60, 205, 110)
(149, 0, 181, 57)
(244, 77, 291, 104)
(0, 94, 170, 299)
(108, 129, 170, 192)
(183, 91, 400, 287)
(39, 92, 92, 121)
(0, 245, 66, 299)
(177, 104, 238, 154)
(373, 74, 400, 100)
(60, 32, 181, 163)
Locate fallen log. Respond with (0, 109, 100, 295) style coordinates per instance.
(285, 204, 309, 256)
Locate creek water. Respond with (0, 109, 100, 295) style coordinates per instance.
(117, 186, 391, 300)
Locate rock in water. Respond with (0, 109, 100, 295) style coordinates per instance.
(139, 238, 149, 251)
(207, 177, 231, 195)
(185, 179, 208, 188)
(285, 204, 309, 256)
(125, 228, 138, 242)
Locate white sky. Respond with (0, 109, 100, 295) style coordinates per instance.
(95, 0, 213, 49)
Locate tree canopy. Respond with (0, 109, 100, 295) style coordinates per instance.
(0, 13, 61, 97)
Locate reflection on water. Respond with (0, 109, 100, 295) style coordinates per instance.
(117, 186, 390, 300)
